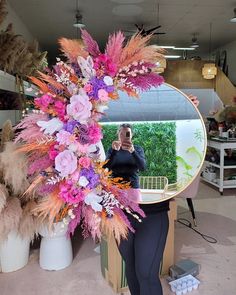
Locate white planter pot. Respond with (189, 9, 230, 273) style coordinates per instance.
(39, 221, 73, 271)
(0, 231, 30, 273)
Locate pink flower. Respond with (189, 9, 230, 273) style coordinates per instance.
(49, 145, 59, 160)
(55, 150, 77, 177)
(84, 83, 93, 94)
(54, 100, 66, 120)
(79, 157, 91, 169)
(59, 182, 85, 204)
(35, 94, 53, 111)
(77, 142, 89, 154)
(56, 130, 76, 146)
(88, 124, 103, 144)
(98, 89, 109, 102)
(66, 93, 92, 123)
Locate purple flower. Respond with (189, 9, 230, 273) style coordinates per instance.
(78, 134, 90, 145)
(89, 77, 114, 100)
(77, 124, 89, 135)
(64, 120, 78, 133)
(80, 167, 100, 189)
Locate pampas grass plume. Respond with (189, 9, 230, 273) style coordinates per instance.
(0, 142, 29, 195)
(0, 197, 22, 241)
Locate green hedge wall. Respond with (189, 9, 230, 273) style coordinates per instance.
(102, 122, 177, 183)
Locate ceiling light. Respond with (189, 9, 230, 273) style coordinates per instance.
(155, 58, 167, 73)
(164, 55, 181, 59)
(230, 8, 236, 22)
(73, 10, 85, 28)
(190, 35, 199, 48)
(159, 46, 175, 49)
(174, 47, 195, 51)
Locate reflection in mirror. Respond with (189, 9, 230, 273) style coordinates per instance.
(101, 83, 206, 204)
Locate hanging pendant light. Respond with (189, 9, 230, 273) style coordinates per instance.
(153, 2, 166, 74)
(155, 58, 167, 73)
(73, 0, 85, 29)
(202, 23, 217, 80)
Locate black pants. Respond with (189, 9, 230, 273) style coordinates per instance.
(118, 211, 169, 295)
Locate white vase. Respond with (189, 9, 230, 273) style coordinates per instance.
(0, 231, 30, 273)
(39, 221, 73, 271)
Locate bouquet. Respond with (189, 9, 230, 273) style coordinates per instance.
(15, 30, 164, 242)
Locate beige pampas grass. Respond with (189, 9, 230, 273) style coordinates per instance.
(0, 142, 29, 195)
(0, 119, 14, 151)
(18, 201, 39, 240)
(0, 197, 22, 241)
(0, 0, 7, 25)
(0, 183, 8, 213)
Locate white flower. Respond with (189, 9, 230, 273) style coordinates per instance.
(84, 191, 103, 212)
(103, 76, 113, 86)
(79, 176, 89, 188)
(77, 56, 96, 79)
(37, 118, 64, 135)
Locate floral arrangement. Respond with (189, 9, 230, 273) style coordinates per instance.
(15, 30, 164, 242)
(0, 120, 39, 242)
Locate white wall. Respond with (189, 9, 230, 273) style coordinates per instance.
(176, 119, 205, 184)
(181, 88, 224, 117)
(1, 1, 34, 42)
(214, 40, 236, 85)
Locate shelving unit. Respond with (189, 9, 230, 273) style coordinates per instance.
(0, 70, 37, 96)
(0, 70, 37, 128)
(202, 139, 236, 194)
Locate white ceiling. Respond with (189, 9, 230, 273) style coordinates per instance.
(7, 0, 236, 62)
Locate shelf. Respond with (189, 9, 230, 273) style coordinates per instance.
(204, 161, 236, 169)
(201, 177, 236, 189)
(0, 70, 37, 97)
(201, 177, 220, 188)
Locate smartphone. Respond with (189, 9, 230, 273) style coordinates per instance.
(126, 131, 130, 138)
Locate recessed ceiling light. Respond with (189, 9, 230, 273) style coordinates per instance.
(112, 5, 143, 16)
(230, 8, 236, 22)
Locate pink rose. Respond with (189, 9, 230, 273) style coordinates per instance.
(55, 150, 77, 178)
(79, 157, 91, 169)
(66, 93, 92, 123)
(98, 89, 109, 102)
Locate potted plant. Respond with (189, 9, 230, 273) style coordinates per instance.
(0, 120, 38, 272)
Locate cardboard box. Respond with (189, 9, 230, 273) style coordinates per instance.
(100, 199, 177, 293)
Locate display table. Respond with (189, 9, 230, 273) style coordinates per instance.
(100, 199, 177, 294)
(202, 138, 236, 194)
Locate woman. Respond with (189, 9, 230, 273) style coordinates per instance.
(105, 123, 170, 295)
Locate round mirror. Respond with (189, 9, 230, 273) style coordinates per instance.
(101, 83, 207, 204)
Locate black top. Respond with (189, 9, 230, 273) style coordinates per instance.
(105, 145, 170, 214)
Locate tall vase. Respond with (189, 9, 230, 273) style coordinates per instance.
(39, 221, 73, 271)
(0, 231, 30, 273)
